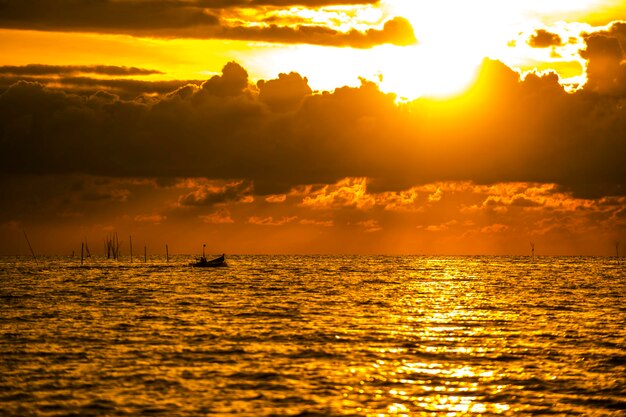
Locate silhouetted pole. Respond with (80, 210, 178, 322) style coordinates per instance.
(144, 246, 147, 263)
(202, 244, 206, 258)
(84, 236, 91, 258)
(81, 242, 84, 265)
(23, 230, 38, 265)
(617, 242, 621, 266)
(115, 232, 120, 260)
(530, 242, 535, 261)
(129, 236, 133, 263)
(166, 244, 169, 263)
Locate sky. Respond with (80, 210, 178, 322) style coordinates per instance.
(0, 0, 625, 256)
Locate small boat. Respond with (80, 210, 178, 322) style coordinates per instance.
(190, 253, 227, 268)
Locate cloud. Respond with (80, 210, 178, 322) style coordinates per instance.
(357, 219, 381, 232)
(199, 209, 235, 224)
(373, 16, 415, 46)
(213, 16, 416, 48)
(0, 1, 413, 48)
(247, 215, 297, 226)
(300, 178, 375, 210)
(1, 173, 623, 255)
(299, 218, 333, 227)
(0, 0, 219, 32)
(580, 21, 626, 96)
(265, 194, 287, 203)
(134, 214, 167, 224)
(480, 224, 509, 234)
(178, 179, 254, 206)
(527, 29, 563, 48)
(200, 61, 250, 98)
(80, 188, 130, 202)
(423, 221, 457, 233)
(0, 174, 149, 222)
(258, 72, 312, 112)
(226, 1, 380, 5)
(377, 188, 421, 212)
(0, 75, 202, 100)
(0, 64, 163, 76)
(1, 55, 625, 202)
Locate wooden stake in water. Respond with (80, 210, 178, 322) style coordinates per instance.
(23, 230, 38, 265)
(81, 242, 84, 266)
(166, 244, 169, 263)
(129, 235, 133, 263)
(115, 232, 120, 260)
(144, 246, 147, 263)
(530, 242, 535, 261)
(84, 236, 91, 258)
(617, 241, 621, 266)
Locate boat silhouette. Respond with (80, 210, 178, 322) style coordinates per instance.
(190, 253, 227, 268)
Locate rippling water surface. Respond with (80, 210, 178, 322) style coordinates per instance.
(1, 255, 625, 416)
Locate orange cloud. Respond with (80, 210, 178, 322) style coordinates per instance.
(0, 174, 623, 255)
(300, 178, 375, 210)
(247, 215, 298, 226)
(480, 224, 509, 234)
(258, 72, 312, 113)
(199, 209, 235, 224)
(2, 57, 625, 199)
(265, 194, 288, 203)
(216, 16, 416, 48)
(422, 220, 458, 233)
(581, 21, 626, 96)
(134, 214, 167, 224)
(0, 64, 163, 77)
(528, 29, 564, 48)
(377, 188, 421, 212)
(0, 1, 414, 48)
(299, 218, 334, 227)
(178, 179, 254, 207)
(357, 219, 382, 233)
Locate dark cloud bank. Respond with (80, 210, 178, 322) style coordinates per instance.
(1, 24, 626, 200)
(0, 64, 164, 76)
(0, 0, 415, 48)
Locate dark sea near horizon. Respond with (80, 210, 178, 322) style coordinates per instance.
(1, 255, 625, 416)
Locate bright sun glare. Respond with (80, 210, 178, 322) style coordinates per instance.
(379, 0, 528, 98)
(247, 0, 604, 99)
(379, 0, 605, 98)
(246, 1, 505, 99)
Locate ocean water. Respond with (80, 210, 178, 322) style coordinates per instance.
(0, 255, 625, 416)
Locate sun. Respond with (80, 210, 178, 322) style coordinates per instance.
(238, 0, 608, 100)
(378, 0, 524, 98)
(234, 1, 511, 99)
(370, 44, 484, 100)
(377, 0, 610, 98)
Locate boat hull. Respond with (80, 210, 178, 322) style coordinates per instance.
(189, 260, 227, 268)
(190, 254, 226, 268)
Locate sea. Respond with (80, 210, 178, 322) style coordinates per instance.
(0, 255, 625, 416)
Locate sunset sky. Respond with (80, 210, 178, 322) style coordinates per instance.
(1, 0, 625, 256)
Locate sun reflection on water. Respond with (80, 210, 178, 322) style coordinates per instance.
(335, 259, 531, 415)
(342, 351, 514, 415)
